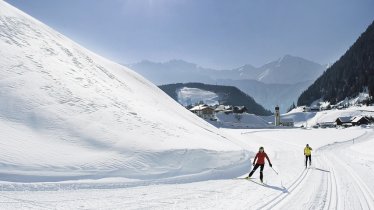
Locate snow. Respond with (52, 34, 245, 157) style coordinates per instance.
(212, 112, 271, 128)
(337, 91, 370, 107)
(281, 105, 374, 127)
(177, 87, 219, 106)
(1, 127, 374, 209)
(0, 0, 248, 183)
(2, 1, 374, 209)
(257, 68, 271, 81)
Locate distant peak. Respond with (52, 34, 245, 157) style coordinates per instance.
(278, 54, 298, 62)
(276, 55, 322, 66)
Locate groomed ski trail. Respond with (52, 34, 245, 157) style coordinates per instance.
(275, 130, 374, 210)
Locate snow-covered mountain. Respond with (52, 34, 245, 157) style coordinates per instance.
(0, 1, 248, 182)
(128, 56, 326, 113)
(128, 55, 326, 85)
(252, 55, 326, 84)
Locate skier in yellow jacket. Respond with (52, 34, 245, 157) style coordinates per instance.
(304, 144, 312, 168)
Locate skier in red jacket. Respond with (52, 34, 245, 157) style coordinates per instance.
(246, 146, 272, 183)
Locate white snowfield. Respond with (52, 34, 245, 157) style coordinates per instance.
(1, 127, 374, 209)
(0, 0, 248, 183)
(1, 1, 374, 209)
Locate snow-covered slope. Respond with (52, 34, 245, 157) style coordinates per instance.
(255, 55, 326, 84)
(0, 1, 248, 182)
(177, 87, 219, 106)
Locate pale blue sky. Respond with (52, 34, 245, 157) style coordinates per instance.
(6, 0, 374, 69)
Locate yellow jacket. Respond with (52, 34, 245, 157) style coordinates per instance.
(304, 146, 312, 156)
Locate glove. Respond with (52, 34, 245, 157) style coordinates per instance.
(269, 163, 273, 167)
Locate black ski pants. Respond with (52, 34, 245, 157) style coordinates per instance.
(248, 164, 264, 181)
(305, 155, 311, 167)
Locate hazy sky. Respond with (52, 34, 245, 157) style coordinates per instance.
(6, 0, 374, 69)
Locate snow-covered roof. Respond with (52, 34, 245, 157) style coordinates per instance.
(215, 105, 232, 112)
(215, 105, 226, 111)
(351, 116, 369, 123)
(190, 104, 214, 111)
(336, 117, 352, 123)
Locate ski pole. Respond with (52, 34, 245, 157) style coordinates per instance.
(271, 166, 279, 175)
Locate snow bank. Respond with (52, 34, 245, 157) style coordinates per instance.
(0, 1, 249, 183)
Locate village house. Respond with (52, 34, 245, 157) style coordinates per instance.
(318, 122, 336, 128)
(214, 105, 233, 114)
(351, 116, 370, 126)
(190, 104, 215, 120)
(281, 119, 294, 127)
(335, 117, 353, 126)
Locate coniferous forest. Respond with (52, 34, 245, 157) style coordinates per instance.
(298, 21, 374, 106)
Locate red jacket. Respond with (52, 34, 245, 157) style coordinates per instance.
(254, 152, 271, 165)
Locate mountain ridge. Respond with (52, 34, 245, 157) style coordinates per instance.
(128, 56, 326, 113)
(127, 55, 326, 85)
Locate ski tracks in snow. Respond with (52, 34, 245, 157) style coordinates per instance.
(274, 130, 374, 210)
(322, 136, 374, 209)
(254, 168, 310, 209)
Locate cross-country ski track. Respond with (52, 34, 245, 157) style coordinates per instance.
(1, 127, 373, 209)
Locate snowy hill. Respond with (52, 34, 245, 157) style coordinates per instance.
(0, 1, 248, 182)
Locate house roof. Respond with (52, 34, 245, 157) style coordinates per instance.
(351, 116, 369, 123)
(215, 105, 232, 111)
(190, 104, 214, 111)
(336, 117, 352, 123)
